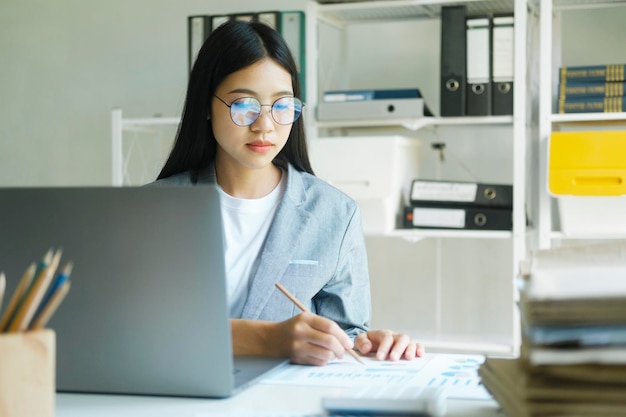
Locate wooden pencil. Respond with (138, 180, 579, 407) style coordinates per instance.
(0, 273, 5, 318)
(0, 263, 36, 332)
(30, 281, 71, 330)
(8, 249, 62, 332)
(31, 261, 73, 322)
(274, 282, 365, 365)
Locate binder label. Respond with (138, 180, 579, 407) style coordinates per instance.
(466, 18, 491, 84)
(410, 182, 478, 203)
(410, 207, 465, 228)
(492, 16, 514, 83)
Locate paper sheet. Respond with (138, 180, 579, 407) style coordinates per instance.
(525, 241, 626, 299)
(260, 353, 491, 400)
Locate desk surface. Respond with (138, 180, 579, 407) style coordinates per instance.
(57, 383, 505, 417)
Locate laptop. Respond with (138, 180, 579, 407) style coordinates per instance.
(0, 186, 286, 398)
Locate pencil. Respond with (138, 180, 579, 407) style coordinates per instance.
(31, 261, 73, 324)
(30, 281, 71, 330)
(0, 263, 36, 332)
(8, 249, 62, 332)
(0, 273, 5, 318)
(274, 282, 365, 365)
(3, 249, 54, 329)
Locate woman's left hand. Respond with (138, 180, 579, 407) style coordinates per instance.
(354, 330, 425, 361)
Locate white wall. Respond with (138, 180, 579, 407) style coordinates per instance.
(0, 0, 306, 186)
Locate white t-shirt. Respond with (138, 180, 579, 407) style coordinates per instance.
(217, 173, 286, 317)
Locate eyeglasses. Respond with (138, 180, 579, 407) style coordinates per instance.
(214, 95, 303, 127)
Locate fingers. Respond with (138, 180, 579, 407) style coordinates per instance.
(278, 315, 426, 365)
(284, 312, 354, 366)
(356, 329, 425, 361)
(354, 333, 373, 355)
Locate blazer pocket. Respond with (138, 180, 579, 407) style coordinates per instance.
(280, 260, 319, 311)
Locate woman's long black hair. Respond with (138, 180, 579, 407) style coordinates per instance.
(157, 20, 312, 182)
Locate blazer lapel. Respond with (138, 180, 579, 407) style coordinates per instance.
(240, 165, 311, 319)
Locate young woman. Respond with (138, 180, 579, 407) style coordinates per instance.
(154, 19, 424, 365)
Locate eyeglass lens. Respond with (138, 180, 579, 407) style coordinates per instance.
(229, 97, 303, 126)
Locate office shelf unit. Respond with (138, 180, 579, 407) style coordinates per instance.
(110, 109, 179, 186)
(537, 0, 626, 249)
(305, 0, 539, 355)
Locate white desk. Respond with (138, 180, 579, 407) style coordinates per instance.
(57, 383, 505, 417)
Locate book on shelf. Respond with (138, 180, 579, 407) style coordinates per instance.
(559, 63, 626, 83)
(559, 80, 626, 99)
(557, 96, 626, 113)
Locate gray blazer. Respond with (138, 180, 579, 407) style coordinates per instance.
(152, 164, 371, 337)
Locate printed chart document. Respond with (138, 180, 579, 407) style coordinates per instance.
(260, 353, 491, 401)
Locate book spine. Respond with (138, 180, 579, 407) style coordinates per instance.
(557, 96, 626, 113)
(559, 81, 626, 99)
(559, 64, 626, 83)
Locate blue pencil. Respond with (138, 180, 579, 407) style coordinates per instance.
(29, 262, 73, 329)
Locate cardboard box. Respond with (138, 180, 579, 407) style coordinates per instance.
(0, 330, 55, 417)
(549, 130, 626, 234)
(308, 136, 420, 234)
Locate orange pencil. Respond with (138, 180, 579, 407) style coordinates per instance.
(275, 282, 365, 365)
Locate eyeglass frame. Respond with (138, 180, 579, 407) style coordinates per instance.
(213, 94, 304, 127)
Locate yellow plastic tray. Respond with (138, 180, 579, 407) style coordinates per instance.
(549, 130, 626, 196)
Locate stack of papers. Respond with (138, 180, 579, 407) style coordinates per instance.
(479, 241, 626, 416)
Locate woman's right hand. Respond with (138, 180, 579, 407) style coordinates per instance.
(274, 312, 355, 366)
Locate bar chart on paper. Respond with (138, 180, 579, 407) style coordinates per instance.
(261, 353, 491, 400)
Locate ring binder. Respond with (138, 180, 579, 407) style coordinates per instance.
(403, 205, 512, 231)
(491, 15, 514, 115)
(440, 5, 467, 117)
(409, 180, 513, 209)
(466, 16, 492, 116)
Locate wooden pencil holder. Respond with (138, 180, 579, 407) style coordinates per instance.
(0, 329, 55, 417)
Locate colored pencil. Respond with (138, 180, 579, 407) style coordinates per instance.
(0, 263, 36, 332)
(30, 281, 71, 330)
(8, 249, 62, 332)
